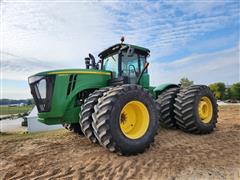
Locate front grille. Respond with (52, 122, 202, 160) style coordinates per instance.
(67, 74, 77, 95)
(29, 75, 55, 112)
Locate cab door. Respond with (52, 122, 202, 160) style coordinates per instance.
(121, 52, 148, 86)
(121, 52, 139, 84)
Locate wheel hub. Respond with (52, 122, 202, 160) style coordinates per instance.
(120, 112, 127, 125)
(119, 101, 149, 139)
(198, 96, 213, 123)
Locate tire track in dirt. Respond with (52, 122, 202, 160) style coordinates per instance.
(1, 105, 240, 180)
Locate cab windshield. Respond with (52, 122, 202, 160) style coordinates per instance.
(102, 50, 147, 83)
(102, 54, 119, 78)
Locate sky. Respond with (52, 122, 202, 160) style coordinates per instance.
(1, 0, 239, 99)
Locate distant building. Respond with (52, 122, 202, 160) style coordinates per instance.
(8, 103, 26, 107)
(8, 104, 18, 107)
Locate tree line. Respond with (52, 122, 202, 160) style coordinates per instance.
(0, 99, 34, 106)
(180, 77, 240, 100)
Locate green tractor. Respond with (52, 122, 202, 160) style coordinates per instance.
(28, 39, 218, 155)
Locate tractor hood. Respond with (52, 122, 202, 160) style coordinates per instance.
(28, 68, 112, 117)
(29, 69, 111, 77)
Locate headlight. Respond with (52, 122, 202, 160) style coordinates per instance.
(28, 76, 44, 84)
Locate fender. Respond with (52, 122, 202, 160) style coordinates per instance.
(153, 83, 179, 96)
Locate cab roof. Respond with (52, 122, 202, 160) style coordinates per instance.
(98, 43, 150, 58)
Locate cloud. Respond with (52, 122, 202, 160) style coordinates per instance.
(2, 2, 118, 66)
(149, 45, 240, 86)
(2, 1, 238, 63)
(102, 1, 238, 59)
(1, 51, 59, 80)
(1, 2, 119, 80)
(2, 86, 30, 99)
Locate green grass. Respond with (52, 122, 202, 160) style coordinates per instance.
(0, 105, 34, 116)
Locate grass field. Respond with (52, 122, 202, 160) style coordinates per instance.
(0, 105, 34, 116)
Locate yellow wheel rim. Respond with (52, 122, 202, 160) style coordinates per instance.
(119, 101, 150, 139)
(198, 96, 213, 123)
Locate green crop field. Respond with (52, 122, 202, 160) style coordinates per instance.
(0, 105, 34, 116)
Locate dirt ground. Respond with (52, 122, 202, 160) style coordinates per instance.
(1, 105, 240, 180)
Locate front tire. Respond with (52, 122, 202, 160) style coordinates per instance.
(79, 88, 110, 143)
(174, 85, 218, 134)
(92, 85, 158, 155)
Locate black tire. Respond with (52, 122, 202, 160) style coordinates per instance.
(62, 123, 83, 135)
(92, 84, 158, 155)
(174, 85, 218, 134)
(79, 88, 110, 143)
(156, 87, 180, 128)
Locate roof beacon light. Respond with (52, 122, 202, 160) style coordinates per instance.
(120, 36, 125, 44)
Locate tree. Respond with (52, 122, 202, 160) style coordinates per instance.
(180, 77, 194, 87)
(209, 82, 226, 100)
(27, 99, 35, 105)
(230, 82, 240, 100)
(224, 88, 232, 100)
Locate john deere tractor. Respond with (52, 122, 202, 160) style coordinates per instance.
(28, 39, 218, 155)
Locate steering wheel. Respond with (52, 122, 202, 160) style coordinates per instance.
(128, 64, 138, 76)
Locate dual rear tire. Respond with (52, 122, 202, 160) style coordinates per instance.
(156, 85, 218, 134)
(174, 85, 218, 134)
(156, 87, 180, 129)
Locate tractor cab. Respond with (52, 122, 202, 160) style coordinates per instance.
(99, 43, 150, 85)
(85, 41, 150, 87)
